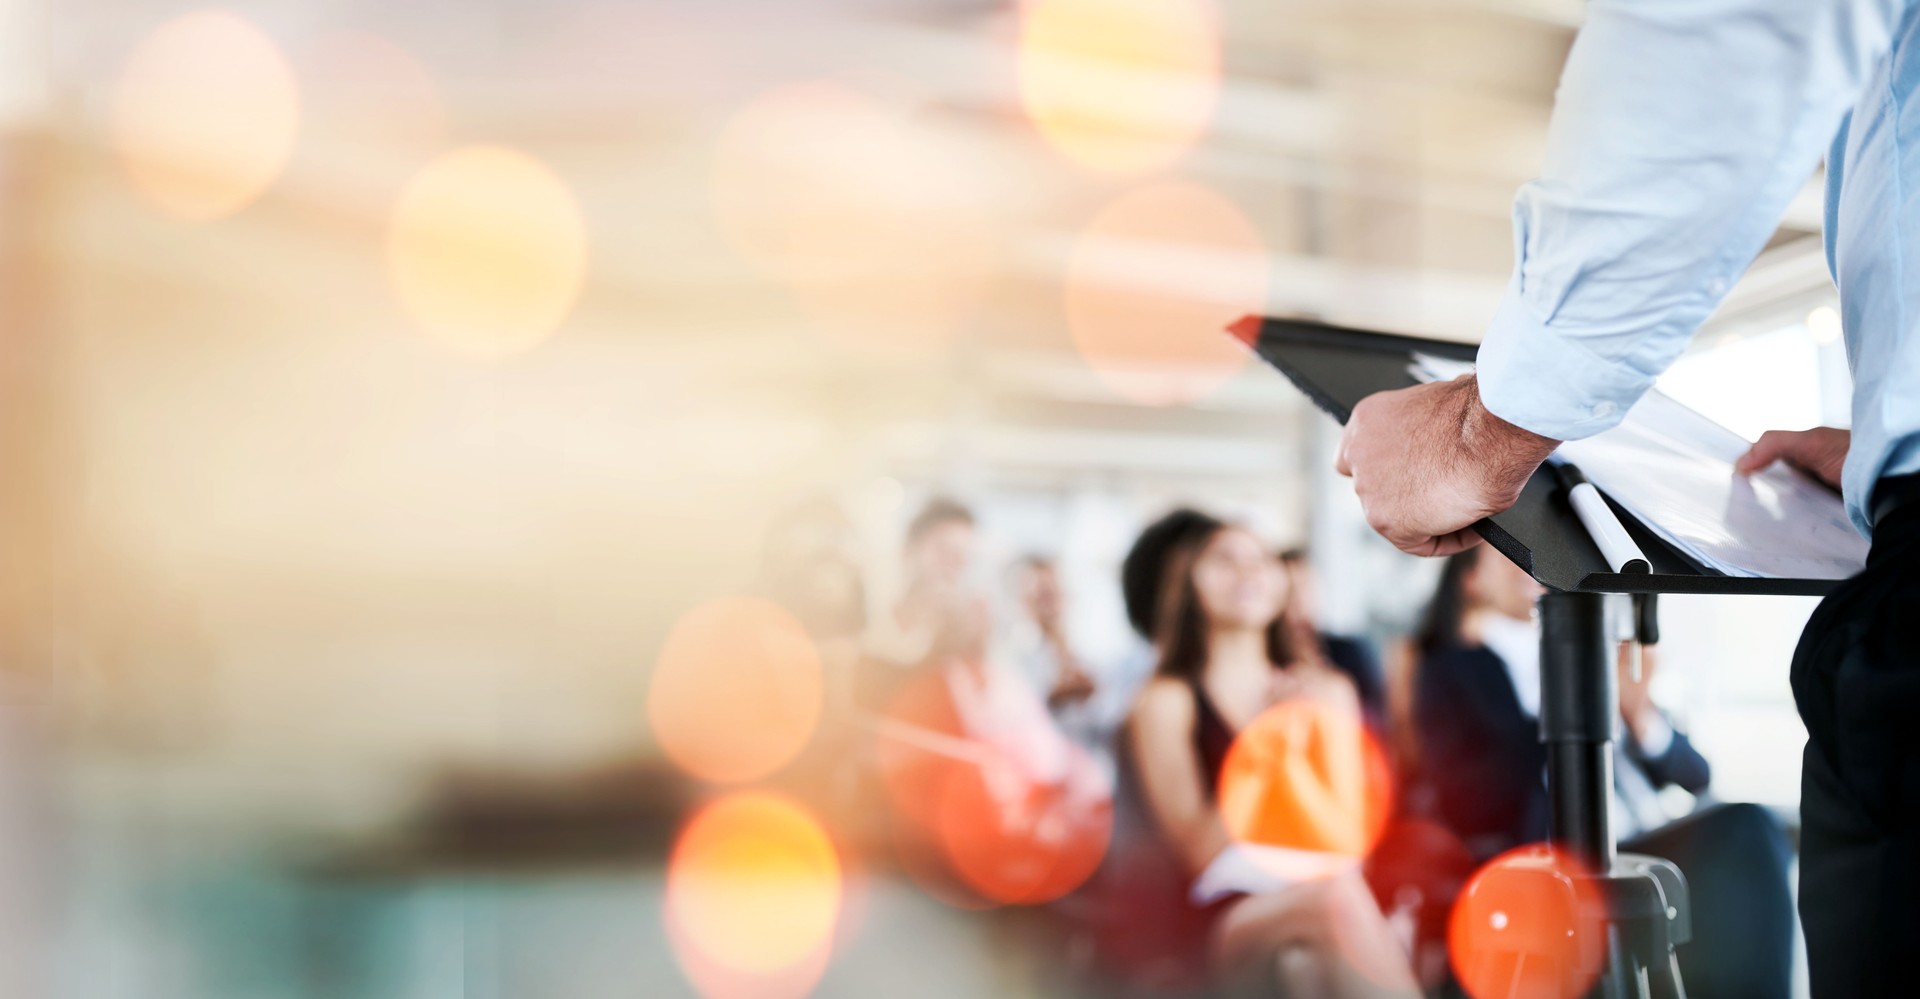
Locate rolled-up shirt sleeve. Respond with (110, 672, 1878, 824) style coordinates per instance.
(1476, 0, 1903, 440)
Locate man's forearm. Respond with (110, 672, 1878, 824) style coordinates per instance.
(1457, 376, 1560, 498)
(1477, 0, 1897, 440)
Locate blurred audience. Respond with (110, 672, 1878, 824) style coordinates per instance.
(868, 497, 989, 674)
(1097, 508, 1417, 998)
(867, 498, 1111, 911)
(1411, 545, 1794, 999)
(1003, 553, 1147, 769)
(824, 495, 1813, 997)
(746, 493, 1819, 998)
(1006, 554, 1098, 713)
(758, 497, 869, 717)
(759, 497, 868, 650)
(755, 497, 875, 825)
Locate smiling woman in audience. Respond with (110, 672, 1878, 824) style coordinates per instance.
(1112, 509, 1417, 998)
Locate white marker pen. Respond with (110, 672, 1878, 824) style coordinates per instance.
(1554, 461, 1652, 574)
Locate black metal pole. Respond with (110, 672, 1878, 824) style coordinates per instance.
(1537, 589, 1617, 871)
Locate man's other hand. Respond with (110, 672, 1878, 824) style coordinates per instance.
(1335, 375, 1560, 557)
(1735, 427, 1849, 491)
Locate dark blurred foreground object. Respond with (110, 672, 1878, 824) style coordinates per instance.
(307, 760, 696, 878)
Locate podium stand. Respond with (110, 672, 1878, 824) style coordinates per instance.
(1233, 315, 1841, 999)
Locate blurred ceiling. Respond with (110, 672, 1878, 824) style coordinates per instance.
(36, 0, 1834, 407)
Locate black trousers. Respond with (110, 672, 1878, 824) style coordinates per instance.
(1792, 500, 1920, 997)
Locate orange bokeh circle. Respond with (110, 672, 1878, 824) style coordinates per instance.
(875, 669, 968, 832)
(1018, 0, 1221, 175)
(875, 668, 1113, 907)
(666, 792, 842, 999)
(1448, 845, 1608, 999)
(1217, 698, 1393, 860)
(934, 741, 1112, 906)
(1065, 183, 1265, 406)
(648, 597, 825, 784)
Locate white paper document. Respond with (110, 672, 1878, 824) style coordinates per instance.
(1411, 355, 1868, 580)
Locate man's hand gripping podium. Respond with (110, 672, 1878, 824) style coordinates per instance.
(1335, 374, 1852, 558)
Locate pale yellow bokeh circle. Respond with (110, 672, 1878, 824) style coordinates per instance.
(111, 10, 301, 220)
(1018, 0, 1221, 175)
(387, 146, 589, 359)
(667, 793, 841, 999)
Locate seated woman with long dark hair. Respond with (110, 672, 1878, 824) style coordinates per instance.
(1411, 544, 1795, 999)
(1106, 509, 1417, 998)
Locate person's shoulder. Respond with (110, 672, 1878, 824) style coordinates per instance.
(1132, 676, 1197, 728)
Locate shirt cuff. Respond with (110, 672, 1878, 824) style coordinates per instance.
(1629, 713, 1674, 758)
(1475, 280, 1660, 441)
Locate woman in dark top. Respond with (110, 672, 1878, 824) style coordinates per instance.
(1113, 510, 1417, 997)
(1408, 547, 1564, 855)
(1411, 545, 1795, 999)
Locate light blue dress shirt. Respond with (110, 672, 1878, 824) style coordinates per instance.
(1473, 0, 1917, 535)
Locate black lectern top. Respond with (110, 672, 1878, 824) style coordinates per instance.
(1232, 315, 1842, 597)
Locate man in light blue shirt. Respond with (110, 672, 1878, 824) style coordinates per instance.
(1336, 1, 1920, 993)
